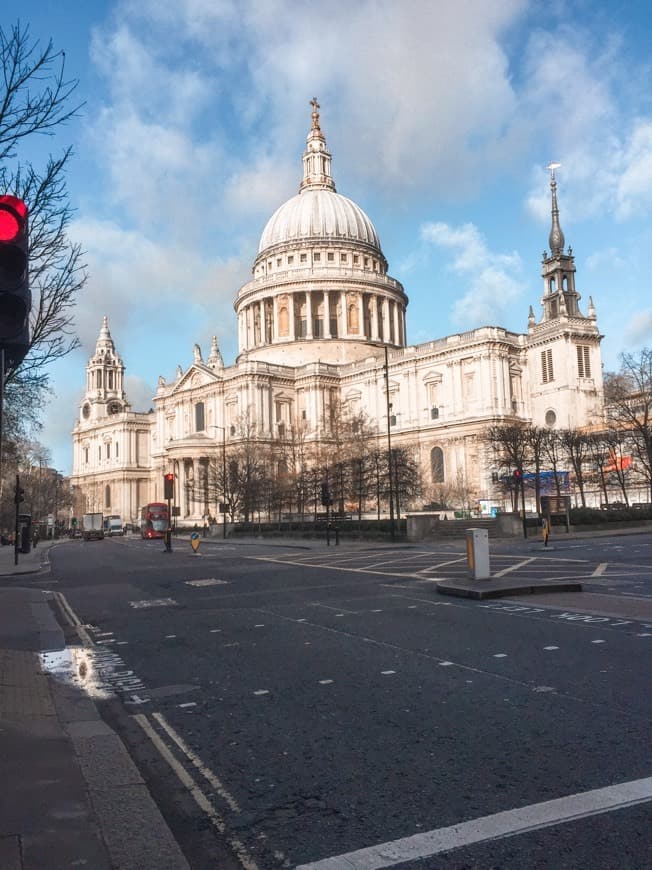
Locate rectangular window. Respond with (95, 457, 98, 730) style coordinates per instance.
(300, 253, 307, 262)
(576, 345, 591, 378)
(353, 255, 359, 264)
(106, 443, 111, 459)
(314, 252, 320, 261)
(541, 348, 554, 383)
(98, 446, 101, 461)
(115, 442, 119, 458)
(327, 252, 334, 262)
(195, 402, 205, 432)
(341, 253, 347, 262)
(287, 255, 294, 264)
(84, 447, 89, 464)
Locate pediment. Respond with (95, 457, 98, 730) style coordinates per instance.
(172, 364, 219, 394)
(423, 370, 444, 384)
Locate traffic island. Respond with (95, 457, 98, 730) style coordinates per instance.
(435, 577, 583, 600)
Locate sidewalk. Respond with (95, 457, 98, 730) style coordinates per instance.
(0, 539, 189, 869)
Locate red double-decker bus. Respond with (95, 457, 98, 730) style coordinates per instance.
(139, 503, 169, 539)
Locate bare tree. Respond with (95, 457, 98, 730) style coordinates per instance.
(0, 22, 86, 411)
(604, 350, 652, 501)
(558, 429, 591, 507)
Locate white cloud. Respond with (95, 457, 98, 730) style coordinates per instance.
(623, 310, 652, 347)
(70, 217, 249, 353)
(124, 374, 155, 412)
(421, 221, 524, 327)
(585, 247, 625, 272)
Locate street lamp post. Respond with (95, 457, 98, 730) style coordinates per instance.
(384, 346, 396, 540)
(209, 426, 227, 539)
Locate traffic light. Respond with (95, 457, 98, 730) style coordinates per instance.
(0, 196, 30, 368)
(513, 468, 523, 482)
(163, 472, 175, 500)
(320, 482, 332, 506)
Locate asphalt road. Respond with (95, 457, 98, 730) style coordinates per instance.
(29, 533, 652, 868)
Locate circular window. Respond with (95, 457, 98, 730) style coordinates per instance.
(82, 403, 90, 419)
(545, 409, 557, 427)
(108, 402, 121, 415)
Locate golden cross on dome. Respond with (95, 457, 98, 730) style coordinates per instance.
(310, 97, 320, 130)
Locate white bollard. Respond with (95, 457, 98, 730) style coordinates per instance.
(466, 528, 490, 580)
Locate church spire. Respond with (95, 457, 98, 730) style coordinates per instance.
(547, 162, 565, 256)
(299, 98, 336, 193)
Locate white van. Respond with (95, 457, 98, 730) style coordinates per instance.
(103, 515, 124, 536)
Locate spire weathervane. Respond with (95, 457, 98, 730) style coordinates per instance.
(547, 161, 565, 256)
(310, 97, 320, 131)
(547, 161, 561, 180)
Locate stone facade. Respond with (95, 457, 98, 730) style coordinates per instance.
(71, 107, 604, 524)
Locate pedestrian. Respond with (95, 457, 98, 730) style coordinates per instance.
(541, 516, 550, 547)
(32, 527, 39, 549)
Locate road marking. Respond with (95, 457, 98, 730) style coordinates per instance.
(185, 578, 228, 587)
(179, 702, 196, 708)
(319, 679, 334, 685)
(129, 597, 177, 608)
(637, 632, 651, 637)
(592, 562, 608, 576)
(371, 609, 383, 613)
(591, 639, 606, 644)
(493, 558, 535, 578)
(253, 689, 269, 695)
(296, 775, 652, 869)
(493, 653, 508, 658)
(439, 661, 454, 667)
(381, 670, 396, 675)
(134, 714, 256, 869)
(209, 628, 222, 633)
(543, 646, 559, 651)
(254, 624, 265, 628)
(165, 634, 176, 639)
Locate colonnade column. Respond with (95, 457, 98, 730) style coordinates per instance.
(306, 291, 313, 338)
(259, 299, 265, 345)
(178, 460, 186, 518)
(340, 291, 347, 337)
(371, 296, 379, 340)
(289, 292, 295, 340)
(323, 291, 331, 338)
(393, 303, 401, 347)
(358, 293, 364, 338)
(382, 298, 390, 343)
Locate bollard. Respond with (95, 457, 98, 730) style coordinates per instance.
(466, 528, 490, 580)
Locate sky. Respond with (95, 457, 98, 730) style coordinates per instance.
(12, 0, 652, 475)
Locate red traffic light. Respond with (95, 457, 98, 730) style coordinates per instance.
(0, 196, 27, 242)
(0, 195, 30, 366)
(163, 472, 175, 500)
(513, 468, 523, 479)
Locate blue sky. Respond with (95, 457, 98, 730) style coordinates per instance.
(14, 0, 652, 474)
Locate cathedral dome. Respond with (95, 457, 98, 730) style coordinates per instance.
(258, 189, 381, 255)
(256, 99, 383, 260)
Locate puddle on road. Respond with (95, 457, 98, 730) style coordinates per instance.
(39, 646, 112, 700)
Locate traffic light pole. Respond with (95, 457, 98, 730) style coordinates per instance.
(520, 475, 527, 539)
(14, 473, 20, 566)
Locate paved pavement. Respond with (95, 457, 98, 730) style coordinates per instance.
(0, 539, 189, 870)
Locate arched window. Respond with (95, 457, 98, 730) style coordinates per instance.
(104, 484, 111, 508)
(431, 447, 444, 483)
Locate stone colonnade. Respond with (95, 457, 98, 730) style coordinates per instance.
(238, 289, 405, 351)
